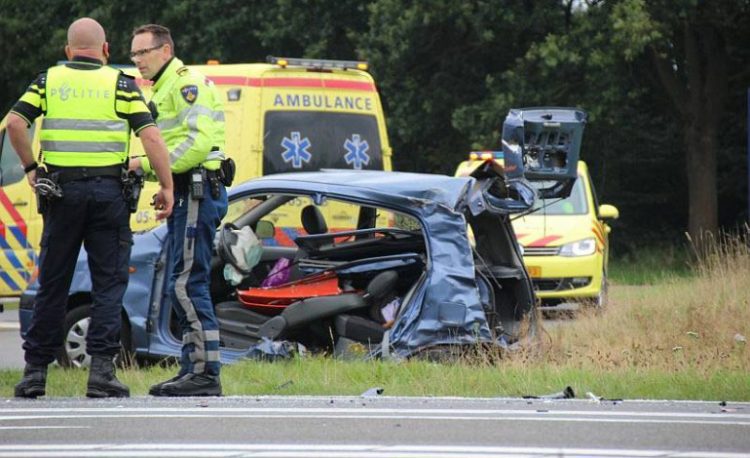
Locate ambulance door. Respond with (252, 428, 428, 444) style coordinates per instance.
(0, 121, 39, 297)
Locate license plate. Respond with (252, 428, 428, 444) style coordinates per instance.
(527, 266, 542, 278)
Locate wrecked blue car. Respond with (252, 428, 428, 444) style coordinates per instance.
(19, 167, 537, 366)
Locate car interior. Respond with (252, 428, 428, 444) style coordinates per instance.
(203, 193, 427, 354)
(162, 190, 535, 356)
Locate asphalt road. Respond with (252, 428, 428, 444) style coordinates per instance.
(0, 396, 748, 457)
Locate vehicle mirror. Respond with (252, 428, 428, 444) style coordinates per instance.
(255, 220, 276, 239)
(598, 204, 619, 220)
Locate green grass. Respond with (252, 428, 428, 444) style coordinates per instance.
(2, 359, 748, 401)
(609, 244, 693, 285)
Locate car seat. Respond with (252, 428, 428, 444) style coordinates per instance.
(301, 205, 327, 235)
(258, 270, 398, 341)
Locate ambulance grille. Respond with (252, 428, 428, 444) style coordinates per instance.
(523, 246, 560, 256)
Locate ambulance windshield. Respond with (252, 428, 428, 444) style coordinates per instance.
(262, 111, 383, 174)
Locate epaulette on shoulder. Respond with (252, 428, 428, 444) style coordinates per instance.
(36, 70, 48, 87)
(116, 72, 138, 90)
(177, 66, 189, 76)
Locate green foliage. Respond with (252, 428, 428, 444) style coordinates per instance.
(253, 0, 369, 59)
(453, 0, 749, 245)
(0, 0, 72, 113)
(0, 0, 748, 245)
(358, 0, 566, 174)
(610, 0, 662, 61)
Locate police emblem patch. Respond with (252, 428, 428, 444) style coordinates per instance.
(180, 85, 198, 104)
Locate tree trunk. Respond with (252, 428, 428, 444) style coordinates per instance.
(684, 122, 719, 241)
(649, 18, 727, 243)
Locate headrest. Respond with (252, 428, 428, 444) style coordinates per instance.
(301, 205, 328, 235)
(366, 270, 398, 304)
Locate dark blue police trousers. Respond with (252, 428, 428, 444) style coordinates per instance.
(167, 183, 227, 376)
(23, 176, 131, 366)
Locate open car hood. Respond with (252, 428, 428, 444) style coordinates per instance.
(502, 107, 586, 199)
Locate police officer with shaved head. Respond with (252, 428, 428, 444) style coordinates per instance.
(129, 24, 229, 396)
(8, 17, 174, 398)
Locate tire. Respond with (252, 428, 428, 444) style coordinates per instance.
(55, 305, 134, 368)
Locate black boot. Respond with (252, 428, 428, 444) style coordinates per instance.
(86, 355, 130, 398)
(156, 373, 222, 397)
(14, 364, 47, 398)
(148, 373, 185, 396)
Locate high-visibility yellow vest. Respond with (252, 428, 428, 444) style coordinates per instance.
(40, 64, 130, 167)
(142, 57, 225, 174)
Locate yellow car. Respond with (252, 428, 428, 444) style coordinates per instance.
(512, 161, 618, 308)
(456, 156, 618, 309)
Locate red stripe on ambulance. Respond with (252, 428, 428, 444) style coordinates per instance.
(0, 188, 27, 237)
(526, 235, 562, 247)
(136, 76, 376, 92)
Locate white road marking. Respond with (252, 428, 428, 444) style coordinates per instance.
(0, 444, 747, 458)
(1, 413, 749, 427)
(3, 406, 750, 419)
(0, 426, 89, 430)
(1, 406, 749, 426)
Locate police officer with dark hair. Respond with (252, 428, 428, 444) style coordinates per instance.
(130, 24, 229, 396)
(8, 17, 174, 398)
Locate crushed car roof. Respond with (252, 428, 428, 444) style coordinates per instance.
(232, 170, 475, 210)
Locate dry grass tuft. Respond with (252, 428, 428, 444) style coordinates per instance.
(511, 227, 750, 375)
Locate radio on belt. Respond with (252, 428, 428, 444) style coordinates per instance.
(190, 168, 205, 200)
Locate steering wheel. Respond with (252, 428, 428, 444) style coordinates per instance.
(217, 222, 254, 275)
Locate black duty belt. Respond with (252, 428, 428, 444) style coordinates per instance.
(45, 165, 123, 184)
(173, 169, 220, 189)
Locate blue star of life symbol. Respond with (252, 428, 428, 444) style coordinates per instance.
(281, 132, 312, 169)
(344, 134, 370, 170)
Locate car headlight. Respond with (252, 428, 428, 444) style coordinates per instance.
(559, 238, 596, 257)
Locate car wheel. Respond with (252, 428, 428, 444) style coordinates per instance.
(55, 305, 134, 368)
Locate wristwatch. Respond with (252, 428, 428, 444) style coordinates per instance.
(24, 162, 38, 174)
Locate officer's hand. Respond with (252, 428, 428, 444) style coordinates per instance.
(153, 188, 174, 220)
(26, 170, 36, 187)
(128, 157, 143, 172)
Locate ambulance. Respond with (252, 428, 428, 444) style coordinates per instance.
(0, 57, 393, 299)
(456, 107, 619, 309)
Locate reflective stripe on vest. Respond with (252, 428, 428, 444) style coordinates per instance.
(40, 64, 130, 167)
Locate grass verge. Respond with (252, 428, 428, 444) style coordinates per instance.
(609, 243, 693, 285)
(1, 361, 747, 400)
